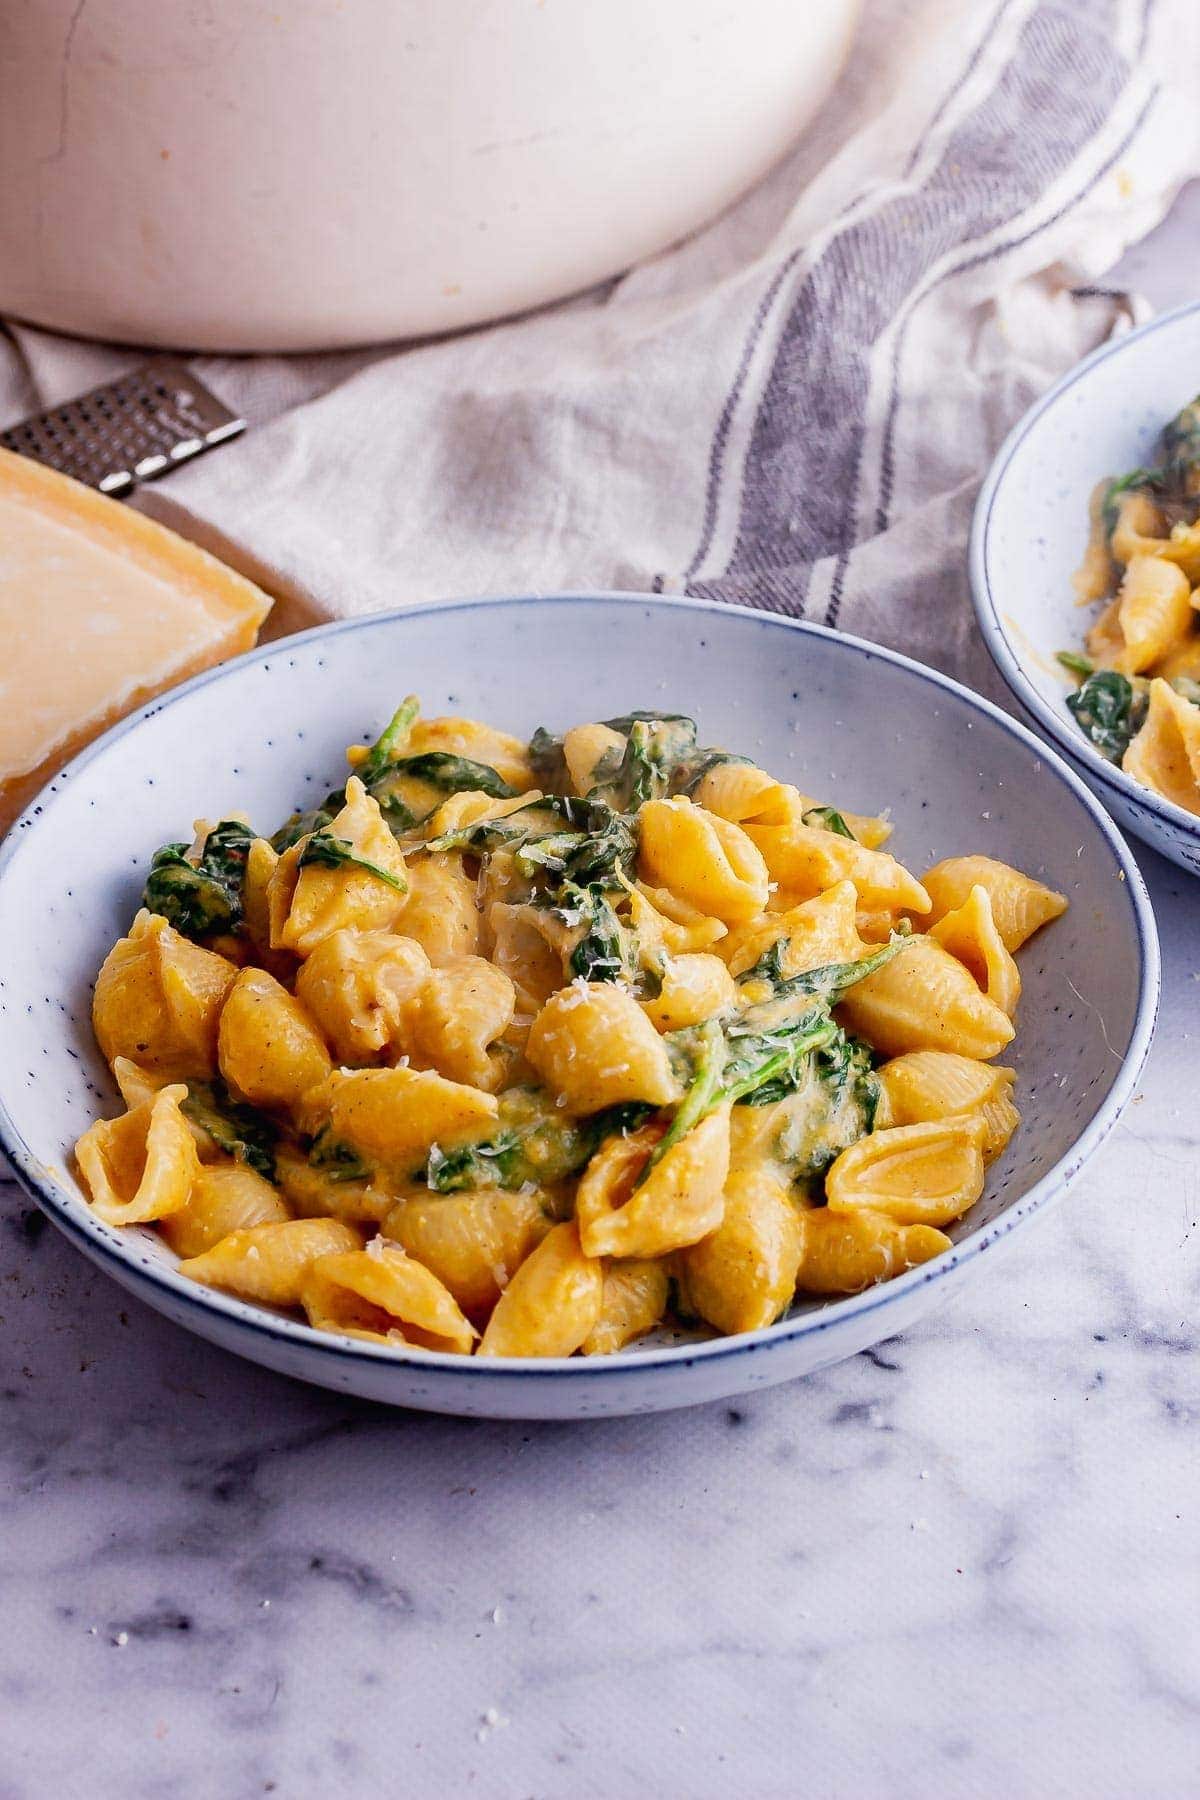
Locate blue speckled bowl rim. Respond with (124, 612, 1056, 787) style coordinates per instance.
(969, 297, 1200, 846)
(0, 593, 1161, 1390)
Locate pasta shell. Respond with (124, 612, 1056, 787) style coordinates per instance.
(402, 955, 516, 1090)
(745, 819, 930, 914)
(720, 880, 863, 979)
(111, 1055, 168, 1112)
(639, 953, 737, 1032)
(487, 901, 568, 1018)
(928, 884, 1021, 1016)
(825, 1117, 986, 1227)
(855, 907, 901, 944)
(424, 788, 538, 839)
(677, 1168, 804, 1335)
(295, 928, 431, 1065)
(875, 1052, 1018, 1161)
(382, 1186, 552, 1316)
(1109, 491, 1167, 565)
(1163, 521, 1200, 585)
(790, 795, 892, 849)
(691, 762, 797, 826)
(301, 1066, 498, 1174)
(1124, 677, 1200, 814)
(727, 1097, 794, 1178)
(301, 1243, 476, 1352)
(639, 797, 770, 923)
(919, 855, 1067, 952)
(178, 1217, 362, 1304)
(629, 884, 727, 957)
(271, 778, 409, 956)
(395, 852, 482, 965)
(477, 1220, 604, 1357)
(274, 1144, 396, 1225)
(161, 1160, 290, 1259)
(828, 809, 892, 850)
(75, 1084, 200, 1227)
(563, 723, 626, 795)
(1072, 479, 1116, 604)
(218, 967, 333, 1110)
(1153, 632, 1200, 683)
(1112, 556, 1193, 675)
(92, 910, 237, 1078)
(242, 837, 287, 969)
(576, 1108, 731, 1259)
(795, 1208, 950, 1295)
(582, 1259, 670, 1355)
(1085, 596, 1126, 668)
(836, 935, 1014, 1060)
(526, 982, 680, 1113)
(404, 716, 534, 792)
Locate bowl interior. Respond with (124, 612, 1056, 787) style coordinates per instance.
(975, 302, 1200, 831)
(0, 596, 1152, 1350)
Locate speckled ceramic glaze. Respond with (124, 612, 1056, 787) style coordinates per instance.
(0, 596, 1159, 1418)
(971, 300, 1200, 878)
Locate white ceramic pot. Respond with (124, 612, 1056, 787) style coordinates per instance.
(0, 0, 861, 353)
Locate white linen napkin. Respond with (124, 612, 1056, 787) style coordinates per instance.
(2, 0, 1197, 694)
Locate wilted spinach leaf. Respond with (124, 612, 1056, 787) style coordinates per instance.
(143, 820, 255, 940)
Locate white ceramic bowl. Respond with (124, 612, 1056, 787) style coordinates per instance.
(970, 300, 1200, 878)
(0, 0, 860, 351)
(0, 596, 1158, 1418)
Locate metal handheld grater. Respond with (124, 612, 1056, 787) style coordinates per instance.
(0, 358, 245, 496)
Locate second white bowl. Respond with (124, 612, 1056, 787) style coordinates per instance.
(971, 300, 1200, 878)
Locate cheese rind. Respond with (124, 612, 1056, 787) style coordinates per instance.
(0, 447, 272, 829)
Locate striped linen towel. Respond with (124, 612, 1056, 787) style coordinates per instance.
(2, 0, 1197, 694)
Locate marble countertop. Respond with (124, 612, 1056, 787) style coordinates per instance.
(4, 200, 1200, 1800)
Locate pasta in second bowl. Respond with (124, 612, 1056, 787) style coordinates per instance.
(0, 596, 1157, 1418)
(971, 298, 1200, 876)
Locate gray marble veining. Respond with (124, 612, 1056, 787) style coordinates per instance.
(3, 209, 1200, 1800)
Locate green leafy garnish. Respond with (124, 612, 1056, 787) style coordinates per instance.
(270, 806, 337, 854)
(601, 711, 697, 738)
(534, 882, 637, 985)
(297, 830, 407, 891)
(425, 793, 637, 894)
(641, 936, 907, 1183)
(388, 752, 514, 799)
(581, 716, 692, 812)
(749, 935, 908, 1003)
(355, 695, 421, 790)
(143, 819, 255, 940)
(308, 1127, 371, 1183)
(751, 1027, 880, 1177)
(802, 804, 854, 839)
(1100, 395, 1200, 532)
(344, 699, 516, 834)
(1101, 466, 1171, 534)
(1161, 393, 1200, 474)
(366, 750, 516, 833)
(674, 750, 754, 795)
(1056, 651, 1095, 679)
(528, 726, 569, 791)
(736, 931, 907, 998)
(737, 938, 789, 987)
(424, 1089, 652, 1193)
(1065, 670, 1147, 763)
(181, 1080, 278, 1180)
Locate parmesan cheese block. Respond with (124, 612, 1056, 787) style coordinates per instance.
(0, 447, 272, 830)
